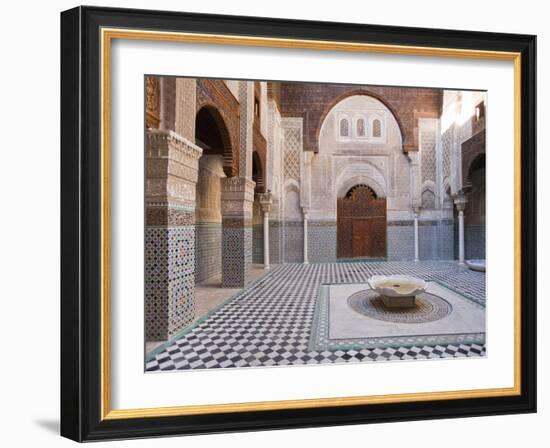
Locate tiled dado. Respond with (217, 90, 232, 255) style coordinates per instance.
(387, 221, 455, 261)
(268, 220, 284, 264)
(145, 224, 196, 341)
(222, 223, 253, 287)
(308, 221, 337, 262)
(465, 224, 486, 260)
(252, 224, 264, 264)
(283, 221, 304, 263)
(195, 223, 222, 284)
(221, 176, 255, 288)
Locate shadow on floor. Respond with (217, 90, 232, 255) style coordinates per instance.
(33, 419, 59, 435)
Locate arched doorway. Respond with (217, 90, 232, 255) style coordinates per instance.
(337, 185, 387, 259)
(465, 154, 486, 259)
(194, 106, 229, 284)
(252, 150, 265, 264)
(283, 182, 303, 262)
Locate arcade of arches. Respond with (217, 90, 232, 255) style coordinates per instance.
(145, 77, 486, 343)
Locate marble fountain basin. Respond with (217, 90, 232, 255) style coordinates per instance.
(368, 275, 427, 309)
(466, 259, 486, 272)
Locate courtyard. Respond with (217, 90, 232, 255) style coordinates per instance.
(144, 78, 486, 372)
(146, 261, 485, 371)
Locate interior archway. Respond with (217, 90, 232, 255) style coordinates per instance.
(195, 106, 234, 177)
(317, 90, 405, 147)
(252, 151, 266, 264)
(465, 154, 486, 259)
(194, 106, 229, 285)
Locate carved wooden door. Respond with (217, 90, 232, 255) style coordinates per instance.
(337, 185, 387, 259)
(352, 219, 368, 258)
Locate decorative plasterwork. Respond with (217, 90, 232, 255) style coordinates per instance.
(221, 176, 256, 217)
(333, 158, 388, 199)
(145, 129, 203, 205)
(453, 191, 468, 211)
(258, 192, 273, 213)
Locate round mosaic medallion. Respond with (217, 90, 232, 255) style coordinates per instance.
(347, 289, 452, 324)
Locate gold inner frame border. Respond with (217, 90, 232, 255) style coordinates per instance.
(99, 27, 522, 421)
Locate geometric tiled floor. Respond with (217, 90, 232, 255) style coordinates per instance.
(145, 261, 486, 372)
(145, 265, 269, 354)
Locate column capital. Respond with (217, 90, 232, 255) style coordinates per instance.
(221, 176, 256, 218)
(221, 176, 255, 200)
(452, 191, 468, 211)
(146, 128, 203, 163)
(258, 192, 273, 213)
(302, 206, 310, 219)
(145, 129, 203, 206)
(221, 175, 255, 191)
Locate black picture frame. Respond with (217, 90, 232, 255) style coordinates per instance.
(61, 5, 536, 442)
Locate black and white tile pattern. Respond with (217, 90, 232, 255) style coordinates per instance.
(146, 261, 486, 371)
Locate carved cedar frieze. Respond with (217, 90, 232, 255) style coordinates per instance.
(145, 76, 160, 129)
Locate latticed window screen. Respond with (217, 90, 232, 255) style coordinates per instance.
(441, 127, 453, 179)
(356, 118, 365, 136)
(421, 128, 436, 184)
(340, 118, 349, 137)
(372, 119, 382, 137)
(284, 128, 301, 181)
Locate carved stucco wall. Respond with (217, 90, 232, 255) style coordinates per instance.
(279, 83, 442, 152)
(280, 118, 304, 263)
(311, 95, 408, 222)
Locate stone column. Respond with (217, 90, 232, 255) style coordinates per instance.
(221, 177, 256, 287)
(409, 151, 422, 210)
(259, 193, 273, 269)
(145, 129, 202, 341)
(413, 206, 420, 262)
(302, 207, 309, 264)
(454, 193, 468, 265)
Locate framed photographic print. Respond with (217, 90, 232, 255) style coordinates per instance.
(60, 6, 536, 442)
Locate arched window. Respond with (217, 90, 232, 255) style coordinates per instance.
(340, 118, 349, 137)
(356, 118, 365, 137)
(372, 118, 382, 137)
